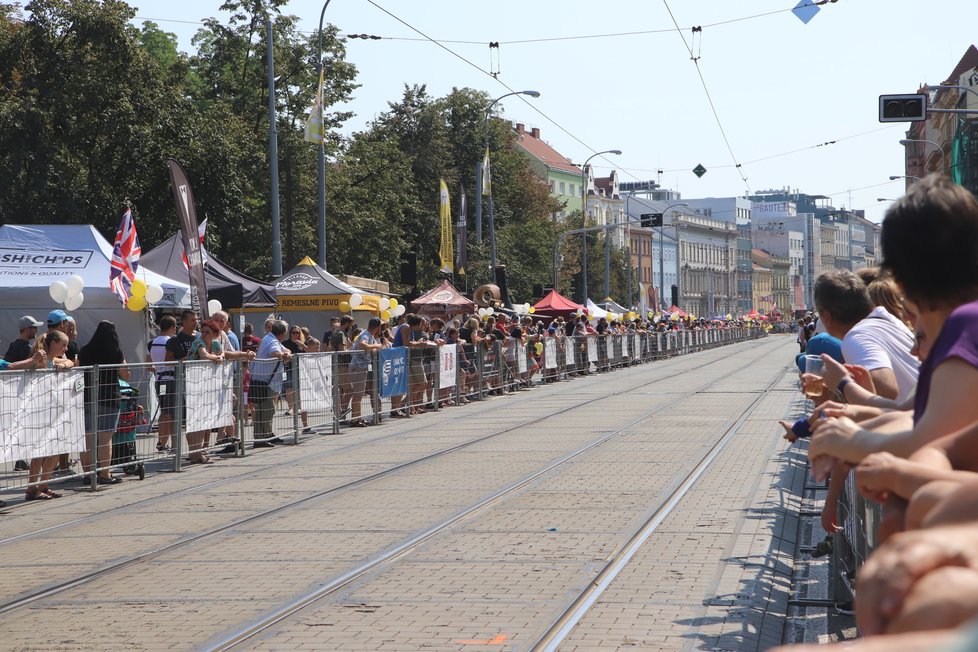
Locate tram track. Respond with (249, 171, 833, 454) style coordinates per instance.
(0, 336, 778, 635)
(201, 342, 791, 650)
(0, 337, 764, 548)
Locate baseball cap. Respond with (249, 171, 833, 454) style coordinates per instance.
(18, 315, 42, 330)
(796, 333, 844, 373)
(47, 309, 69, 326)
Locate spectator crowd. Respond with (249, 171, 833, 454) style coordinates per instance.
(775, 175, 978, 652)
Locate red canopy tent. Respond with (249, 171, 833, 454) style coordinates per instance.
(746, 308, 761, 319)
(410, 280, 476, 320)
(668, 305, 688, 317)
(532, 289, 583, 320)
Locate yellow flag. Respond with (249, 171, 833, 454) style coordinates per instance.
(304, 69, 325, 144)
(481, 148, 492, 196)
(439, 179, 454, 274)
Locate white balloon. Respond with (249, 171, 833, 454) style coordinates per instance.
(145, 284, 164, 304)
(379, 298, 391, 311)
(477, 308, 486, 317)
(65, 291, 84, 311)
(49, 281, 68, 304)
(66, 274, 85, 298)
(207, 299, 222, 315)
(486, 307, 494, 316)
(350, 293, 363, 308)
(393, 304, 406, 317)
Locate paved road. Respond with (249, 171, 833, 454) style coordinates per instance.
(0, 335, 809, 651)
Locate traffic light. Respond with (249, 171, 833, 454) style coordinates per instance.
(640, 212, 664, 228)
(879, 94, 927, 122)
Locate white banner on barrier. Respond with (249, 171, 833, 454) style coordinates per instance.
(299, 355, 333, 413)
(587, 337, 598, 362)
(544, 338, 557, 369)
(185, 363, 234, 432)
(633, 334, 641, 358)
(565, 339, 576, 365)
(439, 344, 457, 389)
(0, 369, 86, 463)
(621, 335, 629, 357)
(517, 344, 528, 374)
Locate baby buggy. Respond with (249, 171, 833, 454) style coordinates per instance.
(111, 380, 146, 480)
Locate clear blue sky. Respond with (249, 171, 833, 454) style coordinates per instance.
(134, 0, 977, 222)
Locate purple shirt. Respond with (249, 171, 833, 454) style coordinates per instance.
(913, 300, 978, 425)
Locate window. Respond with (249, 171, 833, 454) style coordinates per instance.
(569, 183, 575, 196)
(559, 181, 566, 195)
(549, 180, 555, 193)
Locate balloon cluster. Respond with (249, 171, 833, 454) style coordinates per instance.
(125, 278, 165, 312)
(49, 275, 86, 311)
(512, 303, 536, 316)
(477, 307, 495, 320)
(378, 297, 405, 321)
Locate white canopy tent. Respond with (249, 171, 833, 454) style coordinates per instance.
(0, 224, 190, 365)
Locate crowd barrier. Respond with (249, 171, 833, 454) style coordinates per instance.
(831, 474, 884, 604)
(0, 327, 765, 495)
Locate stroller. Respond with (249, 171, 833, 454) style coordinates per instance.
(111, 380, 146, 480)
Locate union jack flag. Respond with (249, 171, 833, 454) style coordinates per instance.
(109, 207, 141, 303)
(181, 217, 208, 269)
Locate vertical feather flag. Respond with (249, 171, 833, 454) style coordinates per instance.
(181, 218, 208, 269)
(439, 179, 454, 274)
(481, 148, 492, 196)
(304, 69, 325, 144)
(456, 184, 467, 275)
(109, 207, 141, 304)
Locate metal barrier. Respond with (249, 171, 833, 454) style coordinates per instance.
(0, 327, 765, 498)
(832, 473, 884, 603)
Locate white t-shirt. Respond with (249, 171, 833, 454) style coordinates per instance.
(841, 306, 919, 403)
(148, 334, 174, 379)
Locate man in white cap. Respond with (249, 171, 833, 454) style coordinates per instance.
(5, 315, 42, 363)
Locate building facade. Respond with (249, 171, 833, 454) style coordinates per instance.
(674, 213, 737, 317)
(513, 124, 583, 219)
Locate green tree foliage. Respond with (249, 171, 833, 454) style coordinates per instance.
(0, 0, 576, 302)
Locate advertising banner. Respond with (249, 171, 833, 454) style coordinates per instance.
(167, 159, 209, 316)
(380, 347, 408, 398)
(564, 339, 576, 366)
(299, 355, 333, 413)
(0, 369, 85, 462)
(185, 362, 234, 432)
(517, 344, 527, 374)
(587, 336, 598, 363)
(439, 344, 457, 389)
(544, 338, 557, 370)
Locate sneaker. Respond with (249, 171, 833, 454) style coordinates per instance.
(156, 442, 170, 453)
(252, 441, 275, 449)
(811, 536, 833, 558)
(269, 437, 285, 444)
(14, 460, 29, 472)
(218, 445, 237, 454)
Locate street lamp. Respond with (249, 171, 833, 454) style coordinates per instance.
(314, 0, 334, 271)
(876, 198, 897, 202)
(478, 90, 540, 285)
(900, 138, 944, 175)
(889, 175, 921, 182)
(660, 202, 688, 310)
(580, 149, 621, 306)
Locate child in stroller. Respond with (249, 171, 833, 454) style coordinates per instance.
(112, 380, 146, 479)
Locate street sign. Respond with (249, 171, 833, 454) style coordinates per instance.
(692, 164, 707, 178)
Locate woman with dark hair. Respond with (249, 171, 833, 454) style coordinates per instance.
(78, 321, 130, 485)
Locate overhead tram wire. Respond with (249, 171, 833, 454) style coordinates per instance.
(660, 0, 750, 194)
(363, 0, 646, 183)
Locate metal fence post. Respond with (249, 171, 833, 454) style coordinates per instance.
(173, 361, 184, 472)
(432, 345, 441, 412)
(235, 360, 245, 457)
(371, 350, 382, 426)
(292, 356, 301, 445)
(332, 352, 341, 434)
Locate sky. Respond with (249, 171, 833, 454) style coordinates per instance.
(130, 0, 978, 223)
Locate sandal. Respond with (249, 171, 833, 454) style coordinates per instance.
(350, 419, 368, 427)
(25, 489, 54, 501)
(42, 488, 63, 499)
